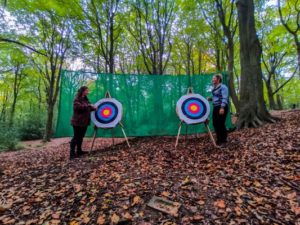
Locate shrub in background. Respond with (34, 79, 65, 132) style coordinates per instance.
(18, 116, 45, 140)
(0, 122, 19, 151)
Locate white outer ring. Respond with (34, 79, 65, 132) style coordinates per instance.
(91, 98, 122, 128)
(176, 94, 210, 124)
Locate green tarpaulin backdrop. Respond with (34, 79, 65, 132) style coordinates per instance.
(55, 70, 233, 137)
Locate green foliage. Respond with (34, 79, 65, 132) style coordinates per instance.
(0, 122, 19, 151)
(18, 115, 45, 140)
(1, 0, 299, 138)
(278, 78, 300, 108)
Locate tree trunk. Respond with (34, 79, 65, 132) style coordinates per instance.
(0, 90, 8, 122)
(9, 65, 23, 126)
(227, 38, 239, 113)
(236, 0, 273, 128)
(109, 11, 114, 74)
(198, 48, 202, 74)
(44, 102, 54, 142)
(297, 42, 300, 77)
(273, 77, 283, 109)
(276, 94, 283, 110)
(265, 80, 276, 110)
(10, 96, 17, 126)
(216, 47, 221, 71)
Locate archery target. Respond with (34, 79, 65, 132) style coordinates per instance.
(91, 98, 122, 128)
(176, 94, 210, 124)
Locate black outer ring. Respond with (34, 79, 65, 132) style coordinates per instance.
(181, 97, 207, 120)
(95, 102, 118, 124)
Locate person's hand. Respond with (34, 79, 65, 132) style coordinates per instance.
(219, 108, 224, 115)
(89, 104, 97, 111)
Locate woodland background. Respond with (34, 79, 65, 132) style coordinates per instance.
(0, 0, 299, 149)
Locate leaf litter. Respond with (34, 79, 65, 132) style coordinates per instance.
(0, 110, 299, 224)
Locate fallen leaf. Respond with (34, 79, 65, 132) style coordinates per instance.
(111, 213, 120, 224)
(253, 181, 262, 187)
(52, 213, 60, 219)
(132, 195, 141, 206)
(161, 191, 170, 197)
(69, 220, 79, 225)
(214, 200, 226, 209)
(235, 206, 242, 216)
(0, 204, 11, 212)
(291, 205, 300, 215)
(193, 215, 204, 221)
(122, 212, 133, 221)
(97, 214, 106, 225)
(197, 200, 205, 205)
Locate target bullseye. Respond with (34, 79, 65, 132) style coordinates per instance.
(176, 94, 210, 124)
(91, 98, 122, 128)
(102, 109, 110, 116)
(189, 104, 199, 112)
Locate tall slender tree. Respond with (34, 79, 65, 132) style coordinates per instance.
(127, 0, 175, 75)
(36, 11, 72, 141)
(79, 0, 122, 74)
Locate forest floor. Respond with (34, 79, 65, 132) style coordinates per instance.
(0, 110, 300, 225)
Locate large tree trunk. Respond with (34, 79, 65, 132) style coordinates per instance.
(236, 0, 273, 128)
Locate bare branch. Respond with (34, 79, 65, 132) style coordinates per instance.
(272, 65, 299, 95)
(0, 38, 47, 57)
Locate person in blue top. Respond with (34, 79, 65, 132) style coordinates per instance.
(209, 74, 229, 145)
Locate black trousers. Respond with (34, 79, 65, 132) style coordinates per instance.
(213, 105, 228, 143)
(70, 126, 88, 156)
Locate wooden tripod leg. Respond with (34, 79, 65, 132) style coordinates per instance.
(175, 121, 183, 148)
(90, 127, 98, 153)
(205, 123, 218, 148)
(119, 122, 130, 148)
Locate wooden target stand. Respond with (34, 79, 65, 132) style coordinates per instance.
(175, 87, 217, 148)
(89, 91, 130, 153)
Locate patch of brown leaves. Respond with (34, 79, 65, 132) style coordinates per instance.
(0, 111, 299, 224)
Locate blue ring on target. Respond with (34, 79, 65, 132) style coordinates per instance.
(97, 104, 116, 122)
(95, 102, 118, 124)
(182, 97, 207, 120)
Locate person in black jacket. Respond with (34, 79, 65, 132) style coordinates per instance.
(70, 86, 96, 159)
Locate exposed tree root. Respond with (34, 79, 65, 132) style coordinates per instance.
(236, 111, 276, 130)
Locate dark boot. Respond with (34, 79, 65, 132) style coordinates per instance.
(77, 138, 87, 156)
(70, 140, 77, 160)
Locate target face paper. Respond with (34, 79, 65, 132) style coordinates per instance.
(176, 94, 210, 124)
(91, 98, 122, 128)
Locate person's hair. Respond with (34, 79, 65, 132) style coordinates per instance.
(76, 86, 88, 97)
(214, 74, 223, 83)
